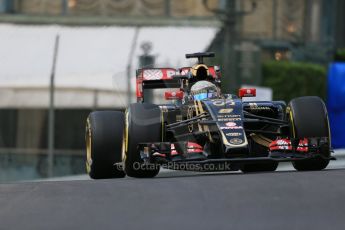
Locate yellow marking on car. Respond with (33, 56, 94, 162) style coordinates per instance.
(197, 100, 204, 114)
(289, 109, 296, 138)
(196, 100, 204, 132)
(194, 100, 200, 116)
(121, 131, 126, 162)
(250, 133, 271, 147)
(219, 108, 233, 114)
(85, 118, 92, 173)
(257, 134, 273, 143)
(122, 109, 129, 163)
(191, 64, 209, 77)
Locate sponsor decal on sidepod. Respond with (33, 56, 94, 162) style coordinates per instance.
(225, 122, 237, 127)
(229, 138, 243, 145)
(221, 126, 243, 130)
(218, 108, 233, 114)
(226, 132, 242, 137)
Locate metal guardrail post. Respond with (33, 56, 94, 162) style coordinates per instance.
(48, 34, 60, 178)
(126, 27, 140, 105)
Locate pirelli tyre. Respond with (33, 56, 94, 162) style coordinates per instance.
(240, 162, 279, 173)
(288, 96, 330, 171)
(86, 111, 126, 179)
(124, 103, 161, 178)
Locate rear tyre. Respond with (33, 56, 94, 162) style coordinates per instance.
(124, 103, 161, 178)
(240, 162, 278, 173)
(86, 111, 126, 179)
(288, 96, 330, 171)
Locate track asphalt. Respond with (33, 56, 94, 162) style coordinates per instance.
(0, 160, 345, 230)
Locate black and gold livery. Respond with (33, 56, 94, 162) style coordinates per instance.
(85, 52, 334, 179)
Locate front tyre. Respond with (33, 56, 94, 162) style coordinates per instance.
(86, 111, 126, 179)
(288, 96, 330, 171)
(124, 103, 161, 178)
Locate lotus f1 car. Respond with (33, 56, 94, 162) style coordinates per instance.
(86, 52, 334, 179)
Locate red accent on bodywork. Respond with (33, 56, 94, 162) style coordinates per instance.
(141, 68, 176, 80)
(269, 138, 308, 152)
(239, 88, 256, 98)
(138, 67, 219, 81)
(164, 91, 184, 100)
(136, 78, 143, 98)
(171, 142, 203, 155)
(208, 66, 216, 77)
(136, 66, 220, 100)
(179, 67, 191, 76)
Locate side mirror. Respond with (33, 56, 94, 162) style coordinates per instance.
(239, 88, 256, 98)
(164, 91, 184, 100)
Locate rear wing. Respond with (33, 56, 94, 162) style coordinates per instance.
(136, 66, 219, 101)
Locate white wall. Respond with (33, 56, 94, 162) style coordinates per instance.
(0, 24, 218, 108)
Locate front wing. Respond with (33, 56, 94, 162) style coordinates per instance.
(136, 138, 335, 171)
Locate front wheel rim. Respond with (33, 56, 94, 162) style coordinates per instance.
(85, 118, 92, 173)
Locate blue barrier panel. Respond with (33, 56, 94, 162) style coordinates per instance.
(327, 62, 345, 148)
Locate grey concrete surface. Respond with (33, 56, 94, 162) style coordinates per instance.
(1, 165, 345, 230)
(0, 150, 344, 230)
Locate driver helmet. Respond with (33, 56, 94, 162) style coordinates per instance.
(190, 81, 219, 100)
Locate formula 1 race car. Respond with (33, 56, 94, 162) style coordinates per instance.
(85, 52, 334, 179)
